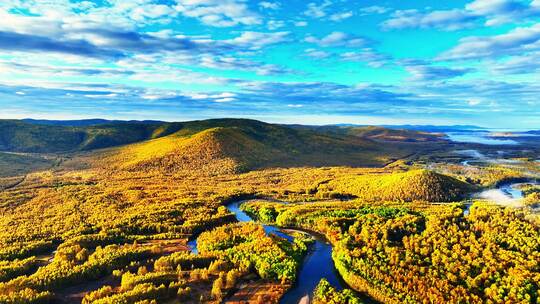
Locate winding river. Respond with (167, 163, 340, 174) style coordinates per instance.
(189, 178, 539, 303)
(188, 200, 354, 304)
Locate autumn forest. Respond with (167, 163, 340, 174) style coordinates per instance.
(0, 119, 539, 304)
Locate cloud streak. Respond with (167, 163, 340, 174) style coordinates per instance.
(0, 31, 125, 59)
(0, 1, 539, 128)
(382, 0, 540, 30)
(438, 23, 540, 60)
(305, 31, 369, 47)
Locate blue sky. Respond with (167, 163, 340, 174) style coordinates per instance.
(0, 0, 539, 128)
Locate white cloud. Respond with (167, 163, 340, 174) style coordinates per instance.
(174, 0, 261, 27)
(130, 69, 228, 85)
(305, 31, 368, 47)
(383, 0, 540, 30)
(267, 20, 285, 30)
(404, 63, 474, 81)
(304, 48, 331, 59)
(438, 23, 540, 60)
(329, 11, 353, 21)
(259, 2, 280, 10)
(0, 8, 63, 36)
(490, 52, 540, 74)
(341, 49, 390, 67)
(215, 92, 235, 98)
(0, 60, 133, 79)
(214, 97, 236, 102)
(359, 6, 390, 15)
(0, 0, 186, 35)
(184, 92, 210, 100)
(382, 9, 477, 31)
(226, 31, 290, 49)
(468, 98, 483, 105)
(130, 4, 175, 22)
(466, 0, 540, 26)
(304, 0, 333, 18)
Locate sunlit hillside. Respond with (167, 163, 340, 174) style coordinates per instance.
(101, 127, 271, 174)
(89, 119, 446, 174)
(319, 169, 474, 202)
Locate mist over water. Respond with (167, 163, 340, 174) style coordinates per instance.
(454, 149, 486, 159)
(455, 146, 539, 209)
(476, 188, 521, 207)
(447, 132, 518, 145)
(475, 182, 539, 209)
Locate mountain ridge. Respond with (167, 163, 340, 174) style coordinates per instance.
(19, 118, 486, 132)
(0, 118, 448, 154)
(0, 118, 453, 174)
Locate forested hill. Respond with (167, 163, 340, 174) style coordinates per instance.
(314, 125, 447, 142)
(320, 169, 474, 202)
(0, 120, 184, 153)
(89, 119, 454, 174)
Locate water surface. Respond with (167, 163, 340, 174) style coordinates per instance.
(229, 201, 346, 304)
(189, 200, 366, 304)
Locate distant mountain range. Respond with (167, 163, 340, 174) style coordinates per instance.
(327, 124, 486, 132)
(22, 118, 164, 127)
(2, 118, 537, 177)
(0, 118, 451, 173)
(21, 118, 487, 133)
